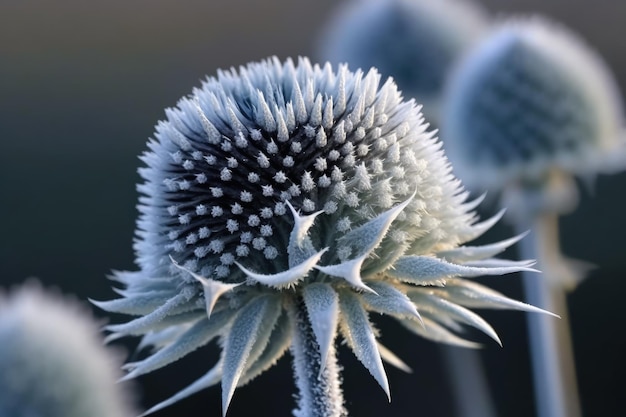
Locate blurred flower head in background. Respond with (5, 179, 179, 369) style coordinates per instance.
(98, 56, 551, 415)
(442, 16, 626, 219)
(317, 0, 489, 123)
(0, 283, 136, 417)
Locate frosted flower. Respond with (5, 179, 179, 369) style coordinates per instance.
(442, 17, 625, 216)
(0, 283, 136, 417)
(98, 57, 550, 416)
(318, 0, 488, 122)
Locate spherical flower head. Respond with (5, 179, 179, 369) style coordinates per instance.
(0, 283, 136, 417)
(442, 17, 626, 209)
(99, 57, 550, 415)
(318, 0, 489, 122)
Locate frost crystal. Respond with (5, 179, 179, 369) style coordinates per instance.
(99, 57, 551, 416)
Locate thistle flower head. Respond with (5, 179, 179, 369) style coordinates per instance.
(318, 0, 488, 122)
(99, 57, 550, 415)
(442, 17, 626, 209)
(0, 283, 136, 417)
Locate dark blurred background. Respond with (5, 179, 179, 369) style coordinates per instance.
(1, 1, 624, 416)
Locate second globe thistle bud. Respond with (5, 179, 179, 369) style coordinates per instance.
(442, 16, 625, 216)
(318, 0, 489, 123)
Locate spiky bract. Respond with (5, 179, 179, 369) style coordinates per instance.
(0, 284, 136, 417)
(98, 57, 548, 416)
(443, 17, 625, 194)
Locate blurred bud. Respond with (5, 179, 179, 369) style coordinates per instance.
(442, 16, 625, 218)
(0, 283, 137, 417)
(318, 0, 489, 123)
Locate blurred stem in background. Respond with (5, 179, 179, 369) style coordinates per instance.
(500, 169, 585, 417)
(442, 346, 497, 417)
(515, 210, 582, 417)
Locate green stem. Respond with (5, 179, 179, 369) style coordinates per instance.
(290, 298, 346, 417)
(516, 214, 581, 417)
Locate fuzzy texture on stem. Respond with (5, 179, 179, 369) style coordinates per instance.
(290, 297, 346, 417)
(97, 57, 553, 416)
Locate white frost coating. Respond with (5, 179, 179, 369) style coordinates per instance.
(171, 256, 241, 317)
(443, 16, 626, 193)
(435, 279, 559, 317)
(286, 200, 324, 247)
(316, 253, 377, 294)
(236, 248, 328, 289)
(377, 342, 412, 373)
(338, 193, 415, 258)
(409, 292, 502, 345)
(339, 292, 390, 400)
(221, 296, 271, 417)
(103, 57, 554, 416)
(122, 310, 233, 380)
(400, 316, 482, 349)
(303, 283, 340, 375)
(388, 254, 537, 284)
(238, 313, 293, 387)
(437, 232, 528, 263)
(360, 281, 421, 323)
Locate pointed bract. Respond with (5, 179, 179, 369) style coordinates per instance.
(238, 312, 293, 386)
(338, 193, 414, 258)
(408, 291, 502, 346)
(171, 256, 241, 317)
(316, 254, 377, 294)
(221, 295, 277, 416)
(339, 291, 390, 400)
(401, 316, 482, 349)
(388, 254, 536, 284)
(361, 281, 421, 322)
(236, 248, 328, 289)
(303, 283, 340, 374)
(377, 342, 412, 373)
(122, 309, 234, 380)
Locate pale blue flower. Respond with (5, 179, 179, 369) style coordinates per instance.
(97, 57, 550, 416)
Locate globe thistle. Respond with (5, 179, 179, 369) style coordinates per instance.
(97, 57, 551, 416)
(442, 16, 625, 219)
(0, 283, 136, 417)
(440, 17, 626, 417)
(317, 0, 488, 123)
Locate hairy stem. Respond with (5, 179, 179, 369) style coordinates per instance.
(516, 214, 582, 417)
(290, 298, 346, 417)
